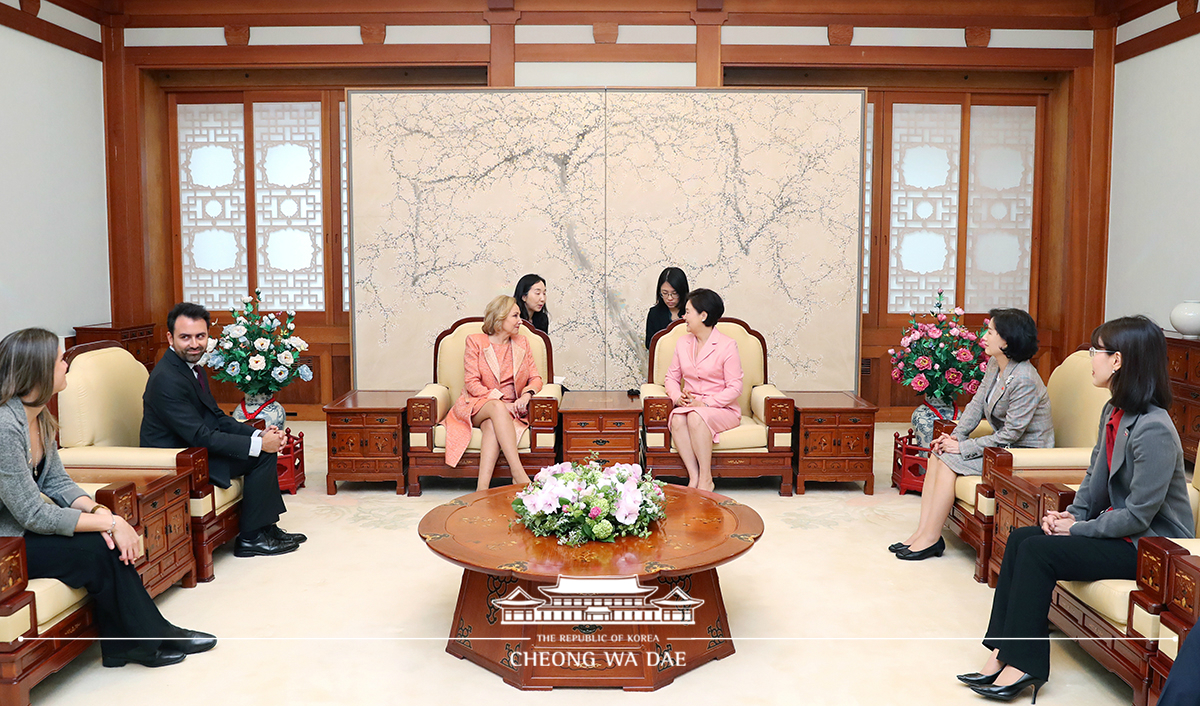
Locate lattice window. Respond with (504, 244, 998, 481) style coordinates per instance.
(863, 102, 874, 313)
(178, 104, 248, 311)
(888, 103, 962, 313)
(341, 102, 350, 312)
(965, 105, 1036, 311)
(253, 102, 325, 311)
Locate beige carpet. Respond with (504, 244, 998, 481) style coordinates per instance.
(33, 422, 1132, 705)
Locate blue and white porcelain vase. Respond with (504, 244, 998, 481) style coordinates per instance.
(233, 392, 286, 429)
(910, 395, 957, 449)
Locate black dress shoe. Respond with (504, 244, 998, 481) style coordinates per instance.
(163, 627, 217, 654)
(970, 673, 1047, 703)
(896, 537, 946, 561)
(888, 542, 910, 553)
(957, 670, 1001, 686)
(265, 524, 307, 544)
(233, 531, 298, 557)
(102, 647, 187, 668)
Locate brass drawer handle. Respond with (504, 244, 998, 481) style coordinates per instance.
(576, 421, 591, 427)
(592, 439, 610, 446)
(174, 488, 182, 496)
(848, 417, 861, 424)
(612, 421, 625, 427)
(151, 500, 159, 509)
(376, 417, 389, 424)
(1000, 488, 1009, 496)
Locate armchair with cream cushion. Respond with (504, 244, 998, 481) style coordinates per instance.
(405, 318, 562, 496)
(57, 341, 237, 584)
(641, 318, 795, 495)
(1042, 440, 1200, 706)
(0, 483, 138, 706)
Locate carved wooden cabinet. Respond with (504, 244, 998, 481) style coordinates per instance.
(560, 391, 641, 467)
(324, 391, 414, 495)
(988, 468, 1083, 587)
(787, 391, 877, 495)
(1165, 332, 1200, 462)
(73, 322, 157, 370)
(132, 471, 195, 598)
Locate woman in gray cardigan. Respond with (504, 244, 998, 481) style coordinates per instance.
(893, 309, 1055, 561)
(0, 328, 214, 668)
(961, 316, 1193, 702)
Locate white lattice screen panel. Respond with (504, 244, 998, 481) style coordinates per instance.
(253, 102, 326, 311)
(888, 103, 962, 313)
(965, 105, 1036, 312)
(178, 104, 249, 311)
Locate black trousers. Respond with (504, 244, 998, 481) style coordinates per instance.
(228, 451, 286, 535)
(984, 525, 1137, 680)
(1158, 625, 1200, 706)
(24, 532, 172, 658)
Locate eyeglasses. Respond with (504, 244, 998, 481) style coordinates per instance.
(1088, 347, 1115, 357)
(660, 290, 679, 300)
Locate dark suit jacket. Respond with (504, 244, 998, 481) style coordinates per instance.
(1067, 403, 1194, 547)
(645, 306, 676, 350)
(141, 348, 255, 488)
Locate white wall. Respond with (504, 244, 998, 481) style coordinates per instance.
(0, 25, 110, 337)
(1107, 32, 1200, 330)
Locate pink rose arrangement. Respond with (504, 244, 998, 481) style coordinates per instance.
(887, 289, 987, 403)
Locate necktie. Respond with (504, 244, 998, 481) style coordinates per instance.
(195, 366, 210, 394)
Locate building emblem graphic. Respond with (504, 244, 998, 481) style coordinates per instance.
(491, 576, 704, 625)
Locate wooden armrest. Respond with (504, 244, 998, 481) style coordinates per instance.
(1168, 555, 1200, 628)
(932, 419, 957, 436)
(95, 481, 139, 527)
(642, 396, 673, 427)
(1038, 482, 1076, 516)
(0, 538, 28, 604)
(529, 396, 558, 427)
(406, 397, 436, 429)
(1137, 536, 1193, 603)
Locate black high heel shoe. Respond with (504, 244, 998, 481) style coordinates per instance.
(970, 673, 1046, 703)
(896, 537, 945, 561)
(888, 542, 910, 553)
(957, 670, 1001, 686)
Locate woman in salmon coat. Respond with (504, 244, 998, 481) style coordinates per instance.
(444, 295, 543, 490)
(664, 289, 743, 492)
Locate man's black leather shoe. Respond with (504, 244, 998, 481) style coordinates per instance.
(265, 524, 307, 544)
(233, 531, 298, 557)
(163, 627, 217, 654)
(102, 647, 187, 668)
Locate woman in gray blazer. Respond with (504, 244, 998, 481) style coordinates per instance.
(0, 328, 214, 668)
(961, 316, 1193, 702)
(894, 309, 1054, 561)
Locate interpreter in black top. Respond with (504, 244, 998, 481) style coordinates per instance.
(514, 274, 549, 334)
(645, 267, 689, 349)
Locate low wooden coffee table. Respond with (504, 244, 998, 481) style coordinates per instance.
(418, 485, 764, 690)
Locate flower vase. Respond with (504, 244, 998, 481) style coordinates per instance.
(233, 392, 286, 429)
(910, 396, 958, 449)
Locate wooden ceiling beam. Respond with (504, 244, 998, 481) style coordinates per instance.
(48, 0, 109, 24)
(1112, 0, 1174, 23)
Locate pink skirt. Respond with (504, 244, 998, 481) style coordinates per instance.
(668, 406, 741, 443)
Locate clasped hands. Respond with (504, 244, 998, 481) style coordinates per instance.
(261, 425, 287, 454)
(505, 391, 534, 416)
(930, 433, 959, 455)
(1041, 510, 1076, 536)
(90, 505, 142, 565)
(678, 389, 706, 408)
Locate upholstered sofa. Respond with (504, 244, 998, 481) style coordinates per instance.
(0, 484, 139, 706)
(1040, 440, 1200, 706)
(57, 341, 240, 584)
(944, 349, 1110, 583)
(640, 318, 795, 495)
(405, 318, 562, 496)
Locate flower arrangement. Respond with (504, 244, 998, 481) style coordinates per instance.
(888, 290, 988, 403)
(512, 457, 667, 547)
(202, 290, 314, 397)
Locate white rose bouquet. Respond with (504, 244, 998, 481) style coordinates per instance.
(203, 290, 314, 396)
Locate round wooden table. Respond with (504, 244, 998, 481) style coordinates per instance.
(418, 484, 764, 690)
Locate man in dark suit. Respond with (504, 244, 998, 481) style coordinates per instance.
(141, 302, 305, 557)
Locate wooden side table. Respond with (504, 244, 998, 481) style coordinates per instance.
(560, 391, 641, 467)
(323, 391, 415, 495)
(988, 468, 1085, 587)
(1166, 332, 1200, 462)
(73, 322, 157, 370)
(785, 391, 877, 495)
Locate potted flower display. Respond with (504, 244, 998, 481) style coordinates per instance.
(202, 290, 313, 428)
(512, 457, 667, 547)
(888, 289, 988, 446)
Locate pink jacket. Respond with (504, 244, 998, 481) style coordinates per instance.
(665, 328, 743, 415)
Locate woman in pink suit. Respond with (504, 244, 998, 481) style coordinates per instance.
(664, 289, 743, 492)
(444, 296, 543, 490)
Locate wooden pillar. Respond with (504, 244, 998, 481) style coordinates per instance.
(486, 11, 519, 87)
(692, 11, 727, 88)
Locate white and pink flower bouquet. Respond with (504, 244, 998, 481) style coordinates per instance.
(888, 289, 988, 403)
(512, 457, 666, 547)
(202, 289, 313, 397)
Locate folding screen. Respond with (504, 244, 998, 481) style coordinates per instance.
(348, 89, 863, 392)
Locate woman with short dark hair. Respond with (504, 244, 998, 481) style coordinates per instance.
(892, 308, 1055, 561)
(645, 267, 689, 349)
(962, 315, 1193, 701)
(662, 289, 741, 492)
(513, 274, 549, 334)
(0, 328, 215, 668)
